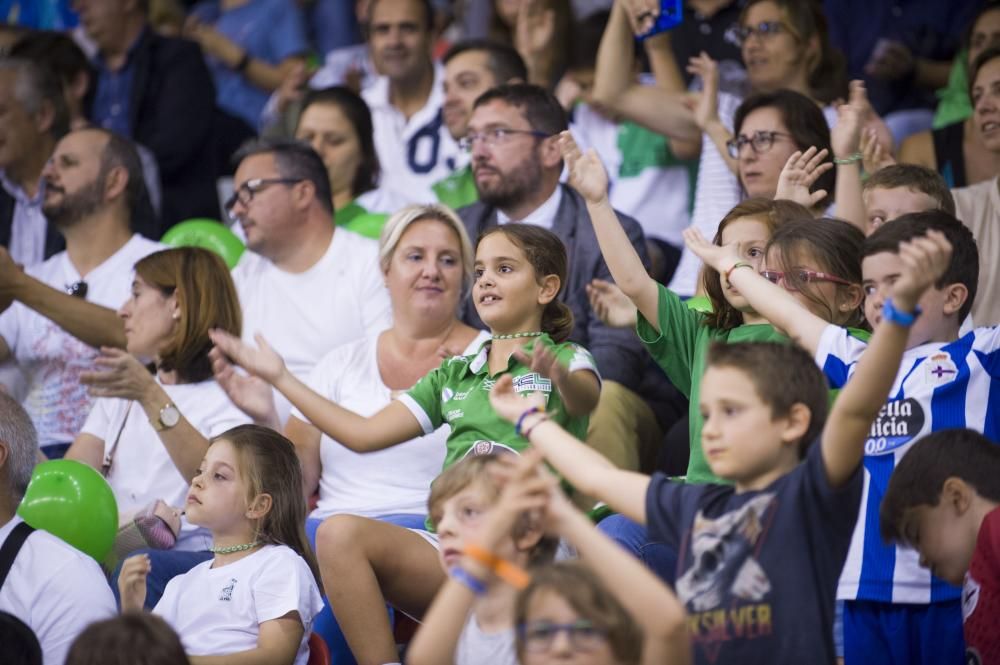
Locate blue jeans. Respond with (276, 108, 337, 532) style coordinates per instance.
(307, 513, 428, 665)
(596, 514, 678, 585)
(112, 549, 214, 609)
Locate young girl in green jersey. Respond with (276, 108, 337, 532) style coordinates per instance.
(210, 221, 600, 664)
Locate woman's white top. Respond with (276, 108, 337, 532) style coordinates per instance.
(81, 377, 250, 550)
(154, 544, 323, 665)
(293, 330, 490, 519)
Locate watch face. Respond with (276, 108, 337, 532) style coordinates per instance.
(161, 404, 181, 428)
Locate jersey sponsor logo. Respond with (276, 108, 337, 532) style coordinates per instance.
(865, 398, 925, 456)
(464, 440, 520, 458)
(219, 578, 238, 602)
(513, 372, 553, 394)
(962, 572, 981, 620)
(924, 351, 959, 387)
(445, 408, 464, 422)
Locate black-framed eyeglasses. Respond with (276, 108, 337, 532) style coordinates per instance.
(458, 128, 550, 152)
(518, 620, 607, 653)
(725, 130, 792, 159)
(734, 20, 791, 45)
(224, 178, 303, 217)
(66, 281, 88, 299)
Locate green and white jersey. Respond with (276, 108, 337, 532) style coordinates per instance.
(432, 164, 478, 211)
(397, 334, 599, 471)
(335, 186, 413, 240)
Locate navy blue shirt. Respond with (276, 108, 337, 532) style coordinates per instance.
(91, 33, 145, 137)
(645, 441, 862, 665)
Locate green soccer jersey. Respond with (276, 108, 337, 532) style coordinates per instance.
(432, 165, 478, 210)
(335, 200, 389, 240)
(398, 334, 598, 472)
(637, 284, 785, 484)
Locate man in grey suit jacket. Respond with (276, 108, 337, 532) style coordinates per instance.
(456, 84, 683, 480)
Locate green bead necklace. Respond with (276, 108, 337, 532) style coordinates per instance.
(209, 540, 260, 554)
(491, 331, 544, 340)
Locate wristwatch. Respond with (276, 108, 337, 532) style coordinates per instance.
(152, 402, 181, 432)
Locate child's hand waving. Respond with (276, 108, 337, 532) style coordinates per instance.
(890, 230, 952, 312)
(119, 554, 151, 612)
(774, 146, 832, 209)
(558, 131, 610, 205)
(587, 279, 638, 329)
(513, 342, 568, 388)
(682, 228, 745, 276)
(489, 374, 547, 423)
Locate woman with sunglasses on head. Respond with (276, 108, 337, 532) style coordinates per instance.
(592, 0, 885, 296)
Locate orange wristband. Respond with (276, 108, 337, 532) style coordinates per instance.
(463, 543, 531, 590)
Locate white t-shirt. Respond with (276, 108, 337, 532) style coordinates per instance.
(0, 516, 117, 665)
(81, 378, 250, 550)
(232, 228, 392, 425)
(455, 611, 518, 665)
(0, 235, 163, 448)
(154, 544, 323, 665)
(952, 176, 1000, 327)
(362, 64, 462, 203)
(293, 330, 490, 519)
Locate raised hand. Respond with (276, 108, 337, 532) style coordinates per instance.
(831, 81, 866, 160)
(489, 374, 547, 424)
(775, 147, 833, 209)
(209, 346, 278, 425)
(513, 342, 568, 388)
(476, 449, 554, 552)
(682, 227, 744, 275)
(890, 230, 953, 311)
(860, 127, 895, 174)
(80, 347, 158, 401)
(558, 131, 610, 205)
(619, 0, 660, 35)
(687, 52, 720, 131)
(208, 329, 286, 385)
(275, 61, 311, 113)
(119, 554, 151, 612)
(514, 0, 556, 79)
(586, 279, 638, 329)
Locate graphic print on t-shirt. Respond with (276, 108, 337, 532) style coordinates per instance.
(677, 493, 776, 663)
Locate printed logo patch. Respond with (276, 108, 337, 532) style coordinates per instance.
(465, 440, 520, 457)
(865, 398, 925, 455)
(445, 409, 464, 422)
(219, 578, 238, 602)
(513, 372, 552, 393)
(924, 352, 959, 387)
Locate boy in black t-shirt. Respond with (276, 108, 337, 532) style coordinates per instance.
(487, 229, 953, 664)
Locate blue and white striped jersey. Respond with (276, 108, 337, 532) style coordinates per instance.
(816, 324, 1000, 604)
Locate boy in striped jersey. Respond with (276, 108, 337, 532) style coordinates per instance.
(700, 209, 996, 664)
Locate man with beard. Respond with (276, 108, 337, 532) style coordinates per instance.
(361, 0, 461, 201)
(0, 128, 161, 458)
(456, 83, 685, 496)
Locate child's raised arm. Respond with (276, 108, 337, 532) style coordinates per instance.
(559, 132, 661, 330)
(820, 231, 952, 487)
(209, 329, 422, 451)
(831, 81, 869, 233)
(489, 376, 650, 522)
(547, 480, 691, 665)
(683, 228, 830, 354)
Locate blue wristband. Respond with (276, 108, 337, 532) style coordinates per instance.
(450, 566, 487, 595)
(882, 298, 921, 327)
(515, 406, 543, 437)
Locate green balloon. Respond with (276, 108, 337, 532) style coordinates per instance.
(161, 219, 246, 269)
(17, 460, 118, 563)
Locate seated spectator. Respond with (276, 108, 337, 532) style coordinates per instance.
(0, 393, 117, 665)
(862, 164, 956, 233)
(952, 47, 1000, 327)
(486, 0, 572, 90)
(76, 0, 219, 231)
(0, 57, 69, 265)
(185, 0, 309, 131)
(66, 247, 250, 599)
(899, 3, 1000, 188)
(66, 613, 189, 665)
(293, 87, 410, 238)
(0, 128, 162, 458)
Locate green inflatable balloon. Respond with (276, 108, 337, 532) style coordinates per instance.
(17, 460, 118, 563)
(161, 218, 246, 269)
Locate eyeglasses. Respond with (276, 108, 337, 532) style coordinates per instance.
(66, 280, 88, 299)
(224, 178, 302, 217)
(734, 20, 792, 45)
(518, 620, 607, 653)
(761, 269, 852, 292)
(725, 130, 792, 159)
(458, 128, 550, 152)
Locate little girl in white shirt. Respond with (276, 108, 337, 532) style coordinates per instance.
(119, 425, 323, 665)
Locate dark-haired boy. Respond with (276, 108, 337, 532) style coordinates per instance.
(880, 429, 1000, 665)
(486, 229, 952, 664)
(705, 210, 1000, 664)
(862, 163, 956, 232)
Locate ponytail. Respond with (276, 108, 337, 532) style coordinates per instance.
(542, 300, 574, 343)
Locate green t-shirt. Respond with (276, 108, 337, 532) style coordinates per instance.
(432, 165, 478, 210)
(933, 51, 972, 130)
(637, 284, 786, 484)
(335, 200, 389, 240)
(399, 334, 598, 472)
